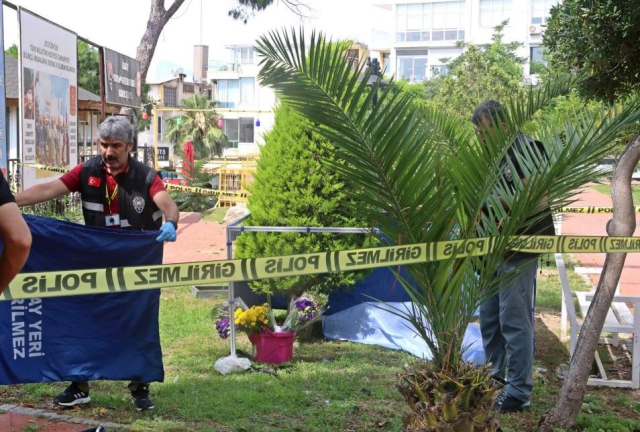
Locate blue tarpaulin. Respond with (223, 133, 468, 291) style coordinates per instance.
(0, 215, 164, 385)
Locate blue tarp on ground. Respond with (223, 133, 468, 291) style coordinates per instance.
(324, 267, 485, 363)
(0, 215, 164, 385)
(323, 301, 486, 364)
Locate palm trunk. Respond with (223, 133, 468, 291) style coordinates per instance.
(539, 132, 640, 431)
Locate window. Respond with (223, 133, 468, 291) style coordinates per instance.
(396, 2, 466, 43)
(396, 49, 429, 83)
(531, 0, 559, 25)
(240, 78, 255, 104)
(479, 0, 512, 28)
(239, 117, 254, 143)
(222, 117, 255, 147)
(529, 46, 547, 74)
(216, 78, 255, 108)
(232, 47, 255, 64)
(183, 84, 194, 93)
(163, 87, 177, 107)
(430, 65, 448, 78)
(223, 119, 239, 148)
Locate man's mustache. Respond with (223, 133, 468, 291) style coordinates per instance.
(104, 155, 118, 162)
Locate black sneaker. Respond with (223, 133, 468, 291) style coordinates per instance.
(494, 392, 530, 413)
(131, 386, 154, 411)
(53, 384, 90, 407)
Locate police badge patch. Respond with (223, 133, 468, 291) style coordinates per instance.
(133, 196, 145, 214)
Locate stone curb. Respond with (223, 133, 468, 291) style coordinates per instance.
(0, 404, 123, 429)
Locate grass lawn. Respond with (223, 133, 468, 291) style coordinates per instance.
(3, 256, 640, 431)
(591, 183, 640, 203)
(202, 207, 229, 223)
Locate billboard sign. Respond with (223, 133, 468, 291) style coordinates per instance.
(104, 48, 141, 108)
(19, 8, 77, 190)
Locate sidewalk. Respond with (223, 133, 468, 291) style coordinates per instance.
(162, 212, 228, 264)
(559, 186, 640, 295)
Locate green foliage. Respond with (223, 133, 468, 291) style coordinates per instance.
(77, 41, 99, 95)
(164, 94, 227, 160)
(256, 27, 640, 376)
(428, 21, 526, 122)
(168, 159, 217, 212)
(234, 104, 368, 297)
(5, 43, 18, 58)
(545, 0, 640, 102)
(228, 0, 274, 23)
(525, 90, 601, 136)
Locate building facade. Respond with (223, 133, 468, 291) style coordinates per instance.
(207, 45, 276, 157)
(377, 0, 559, 82)
(138, 71, 212, 169)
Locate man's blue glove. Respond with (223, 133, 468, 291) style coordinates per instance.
(156, 221, 177, 242)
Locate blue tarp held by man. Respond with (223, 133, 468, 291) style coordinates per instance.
(0, 215, 164, 385)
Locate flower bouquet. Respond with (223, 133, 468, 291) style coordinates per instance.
(277, 293, 327, 333)
(214, 293, 327, 364)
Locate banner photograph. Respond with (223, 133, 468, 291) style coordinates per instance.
(19, 8, 77, 190)
(103, 47, 141, 108)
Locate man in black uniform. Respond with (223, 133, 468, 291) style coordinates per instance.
(16, 116, 179, 411)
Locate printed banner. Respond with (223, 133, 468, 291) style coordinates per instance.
(19, 8, 78, 190)
(104, 48, 141, 108)
(0, 216, 164, 384)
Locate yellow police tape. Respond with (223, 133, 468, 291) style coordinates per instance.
(2, 235, 640, 301)
(18, 163, 246, 197)
(557, 206, 640, 214)
(18, 163, 637, 209)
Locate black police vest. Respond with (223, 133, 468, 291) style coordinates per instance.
(78, 157, 163, 230)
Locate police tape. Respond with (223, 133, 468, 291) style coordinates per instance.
(3, 234, 640, 301)
(557, 206, 640, 214)
(18, 163, 246, 197)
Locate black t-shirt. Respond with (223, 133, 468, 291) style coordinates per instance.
(0, 171, 15, 206)
(499, 134, 555, 261)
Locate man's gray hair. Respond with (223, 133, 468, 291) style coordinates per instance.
(471, 99, 506, 126)
(98, 116, 134, 143)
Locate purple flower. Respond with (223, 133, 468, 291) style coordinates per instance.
(294, 297, 318, 323)
(295, 297, 315, 311)
(215, 317, 231, 339)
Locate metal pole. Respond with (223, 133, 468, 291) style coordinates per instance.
(98, 47, 106, 122)
(152, 105, 158, 170)
(226, 223, 236, 356)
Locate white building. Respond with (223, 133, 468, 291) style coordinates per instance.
(208, 45, 277, 157)
(375, 0, 559, 82)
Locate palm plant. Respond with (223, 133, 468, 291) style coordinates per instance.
(165, 94, 228, 159)
(255, 29, 640, 430)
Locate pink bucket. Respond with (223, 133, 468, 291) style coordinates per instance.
(252, 328, 295, 364)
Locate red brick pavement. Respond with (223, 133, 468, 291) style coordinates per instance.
(162, 212, 228, 264)
(559, 186, 640, 295)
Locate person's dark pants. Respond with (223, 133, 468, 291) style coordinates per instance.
(73, 380, 148, 393)
(479, 259, 537, 403)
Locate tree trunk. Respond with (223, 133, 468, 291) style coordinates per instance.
(137, 0, 186, 85)
(119, 0, 185, 153)
(538, 132, 640, 431)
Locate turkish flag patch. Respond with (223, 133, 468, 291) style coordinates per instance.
(88, 176, 101, 187)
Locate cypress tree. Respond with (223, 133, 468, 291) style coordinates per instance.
(235, 104, 366, 297)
